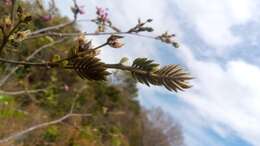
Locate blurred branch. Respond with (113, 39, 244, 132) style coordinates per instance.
(0, 88, 46, 95)
(29, 21, 76, 36)
(28, 0, 82, 37)
(27, 30, 156, 41)
(11, 0, 17, 22)
(0, 102, 91, 144)
(0, 113, 91, 144)
(26, 18, 155, 41)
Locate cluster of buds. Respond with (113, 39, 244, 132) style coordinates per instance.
(96, 7, 109, 32)
(0, 16, 12, 30)
(107, 35, 124, 48)
(96, 7, 109, 22)
(71, 3, 85, 19)
(17, 6, 32, 23)
(71, 5, 85, 15)
(77, 33, 86, 47)
(128, 19, 154, 33)
(13, 30, 31, 42)
(156, 32, 179, 48)
(77, 34, 92, 52)
(8, 30, 31, 47)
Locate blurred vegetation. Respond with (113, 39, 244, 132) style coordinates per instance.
(0, 1, 184, 146)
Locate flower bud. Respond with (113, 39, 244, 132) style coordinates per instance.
(77, 33, 86, 46)
(119, 57, 129, 66)
(23, 15, 32, 23)
(17, 6, 24, 18)
(107, 35, 124, 48)
(41, 15, 52, 21)
(3, 16, 12, 29)
(15, 30, 31, 41)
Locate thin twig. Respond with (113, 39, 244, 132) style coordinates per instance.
(0, 88, 46, 95)
(27, 31, 156, 41)
(29, 21, 76, 36)
(0, 41, 108, 67)
(28, 7, 79, 37)
(0, 113, 91, 144)
(11, 0, 17, 22)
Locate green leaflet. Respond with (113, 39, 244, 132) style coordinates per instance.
(72, 56, 110, 81)
(131, 58, 192, 92)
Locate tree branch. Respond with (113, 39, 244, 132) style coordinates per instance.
(27, 31, 156, 41)
(29, 21, 76, 36)
(0, 58, 161, 81)
(11, 0, 17, 23)
(0, 113, 91, 144)
(0, 88, 46, 96)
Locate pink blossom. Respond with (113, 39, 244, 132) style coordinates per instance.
(78, 5, 85, 15)
(71, 5, 85, 16)
(64, 84, 70, 91)
(96, 7, 109, 22)
(41, 15, 52, 21)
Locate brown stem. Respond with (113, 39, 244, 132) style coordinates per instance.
(0, 57, 58, 67)
(0, 58, 155, 79)
(0, 88, 46, 95)
(26, 31, 155, 41)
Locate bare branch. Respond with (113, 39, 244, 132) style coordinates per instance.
(0, 113, 91, 144)
(10, 0, 17, 22)
(0, 88, 46, 95)
(29, 21, 76, 36)
(28, 0, 82, 37)
(27, 31, 156, 41)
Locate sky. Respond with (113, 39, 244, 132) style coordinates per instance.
(55, 0, 260, 146)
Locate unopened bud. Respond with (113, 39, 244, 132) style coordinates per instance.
(3, 16, 12, 28)
(107, 35, 124, 48)
(23, 15, 32, 23)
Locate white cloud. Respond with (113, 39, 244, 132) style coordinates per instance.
(172, 0, 259, 54)
(177, 45, 260, 145)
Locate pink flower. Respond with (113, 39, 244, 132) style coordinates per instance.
(78, 5, 85, 15)
(71, 5, 85, 16)
(64, 84, 70, 91)
(96, 7, 109, 22)
(41, 15, 52, 21)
